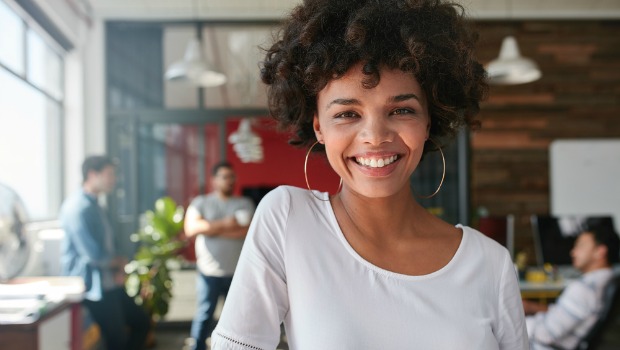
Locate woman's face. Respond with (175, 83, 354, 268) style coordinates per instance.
(313, 64, 430, 199)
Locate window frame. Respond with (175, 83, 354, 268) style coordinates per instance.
(0, 0, 66, 222)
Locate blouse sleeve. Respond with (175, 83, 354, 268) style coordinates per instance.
(496, 251, 530, 350)
(211, 187, 291, 350)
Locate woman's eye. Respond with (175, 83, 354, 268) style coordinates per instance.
(334, 111, 359, 119)
(392, 108, 415, 116)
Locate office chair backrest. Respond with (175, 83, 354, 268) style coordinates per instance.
(577, 272, 620, 350)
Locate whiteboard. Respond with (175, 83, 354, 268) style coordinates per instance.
(550, 139, 620, 230)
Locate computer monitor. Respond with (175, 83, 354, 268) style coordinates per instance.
(531, 215, 616, 267)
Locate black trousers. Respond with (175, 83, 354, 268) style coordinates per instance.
(83, 287, 150, 350)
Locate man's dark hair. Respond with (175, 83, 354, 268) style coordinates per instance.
(585, 222, 620, 265)
(212, 161, 234, 176)
(82, 155, 115, 183)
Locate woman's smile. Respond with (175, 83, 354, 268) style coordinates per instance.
(353, 154, 400, 169)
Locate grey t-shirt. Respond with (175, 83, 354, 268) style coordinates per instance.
(190, 193, 255, 276)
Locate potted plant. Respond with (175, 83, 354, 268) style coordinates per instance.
(125, 197, 187, 321)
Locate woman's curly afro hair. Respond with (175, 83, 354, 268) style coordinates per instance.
(260, 0, 487, 154)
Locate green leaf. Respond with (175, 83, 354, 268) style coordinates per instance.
(155, 197, 177, 220)
(125, 273, 141, 297)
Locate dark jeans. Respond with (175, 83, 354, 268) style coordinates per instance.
(190, 274, 233, 350)
(83, 287, 150, 350)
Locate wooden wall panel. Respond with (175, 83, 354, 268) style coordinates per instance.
(472, 20, 620, 262)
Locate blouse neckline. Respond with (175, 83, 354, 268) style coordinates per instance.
(316, 190, 467, 281)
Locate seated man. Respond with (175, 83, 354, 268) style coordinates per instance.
(523, 222, 620, 350)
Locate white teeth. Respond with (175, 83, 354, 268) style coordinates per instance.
(355, 155, 398, 168)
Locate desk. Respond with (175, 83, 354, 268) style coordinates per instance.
(0, 277, 84, 350)
(0, 301, 78, 350)
(520, 279, 569, 300)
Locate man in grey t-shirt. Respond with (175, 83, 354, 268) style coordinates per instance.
(185, 162, 255, 350)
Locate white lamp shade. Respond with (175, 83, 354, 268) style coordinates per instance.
(486, 36, 541, 85)
(164, 37, 227, 87)
(192, 69, 227, 87)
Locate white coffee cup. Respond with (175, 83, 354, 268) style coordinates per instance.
(234, 209, 252, 226)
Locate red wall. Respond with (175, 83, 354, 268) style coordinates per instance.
(226, 118, 341, 196)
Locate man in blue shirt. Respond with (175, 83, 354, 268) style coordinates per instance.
(60, 155, 150, 350)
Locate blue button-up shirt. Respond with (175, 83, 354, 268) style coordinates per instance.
(60, 189, 116, 301)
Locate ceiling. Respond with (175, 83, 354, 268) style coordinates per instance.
(88, 0, 620, 20)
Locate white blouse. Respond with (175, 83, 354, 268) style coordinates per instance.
(211, 186, 528, 350)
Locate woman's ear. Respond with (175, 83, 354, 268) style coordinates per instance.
(313, 115, 323, 143)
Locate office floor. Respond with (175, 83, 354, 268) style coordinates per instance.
(150, 269, 288, 350)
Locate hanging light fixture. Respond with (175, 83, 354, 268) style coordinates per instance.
(165, 35, 227, 88)
(486, 36, 541, 85)
(164, 1, 226, 88)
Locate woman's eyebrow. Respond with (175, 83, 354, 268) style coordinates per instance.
(390, 93, 421, 103)
(325, 98, 361, 110)
(325, 93, 421, 110)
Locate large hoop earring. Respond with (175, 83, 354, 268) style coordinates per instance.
(304, 141, 343, 201)
(414, 139, 446, 199)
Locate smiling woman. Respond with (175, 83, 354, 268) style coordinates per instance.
(209, 1, 527, 349)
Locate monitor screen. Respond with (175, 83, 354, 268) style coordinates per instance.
(531, 215, 616, 266)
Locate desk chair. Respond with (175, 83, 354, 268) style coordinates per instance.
(576, 272, 620, 350)
(477, 215, 515, 259)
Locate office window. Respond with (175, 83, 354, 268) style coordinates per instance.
(0, 0, 25, 75)
(28, 30, 63, 100)
(0, 1, 64, 220)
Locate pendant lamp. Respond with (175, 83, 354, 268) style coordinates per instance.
(165, 35, 227, 87)
(486, 36, 541, 85)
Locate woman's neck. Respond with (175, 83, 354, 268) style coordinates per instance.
(332, 186, 427, 243)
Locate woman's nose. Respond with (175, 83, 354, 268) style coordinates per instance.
(359, 117, 393, 145)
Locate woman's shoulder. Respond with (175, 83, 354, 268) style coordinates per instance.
(254, 185, 309, 218)
(454, 226, 516, 288)
(458, 225, 511, 261)
(254, 185, 332, 233)
(259, 185, 322, 205)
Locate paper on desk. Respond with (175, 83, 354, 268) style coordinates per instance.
(0, 280, 48, 299)
(0, 277, 85, 302)
(0, 298, 43, 324)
